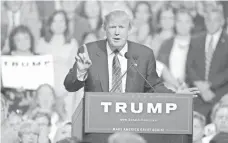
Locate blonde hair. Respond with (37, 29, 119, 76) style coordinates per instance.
(108, 132, 147, 143)
(211, 102, 228, 122)
(193, 111, 206, 127)
(103, 10, 132, 30)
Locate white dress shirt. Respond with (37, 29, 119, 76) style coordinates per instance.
(205, 28, 223, 53)
(169, 37, 190, 83)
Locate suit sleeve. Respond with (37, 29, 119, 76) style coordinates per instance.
(145, 50, 173, 93)
(185, 40, 202, 85)
(210, 67, 228, 89)
(64, 61, 85, 92)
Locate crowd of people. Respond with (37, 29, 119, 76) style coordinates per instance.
(1, 1, 228, 143)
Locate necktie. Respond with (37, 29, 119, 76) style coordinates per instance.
(205, 36, 214, 81)
(110, 51, 122, 92)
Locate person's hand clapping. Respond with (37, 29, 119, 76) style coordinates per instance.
(75, 46, 92, 72)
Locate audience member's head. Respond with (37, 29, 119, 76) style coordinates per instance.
(8, 112, 22, 131)
(134, 1, 152, 23)
(211, 103, 228, 133)
(45, 10, 71, 43)
(56, 136, 82, 143)
(175, 8, 193, 36)
(54, 122, 72, 143)
(103, 10, 132, 51)
(18, 120, 40, 143)
(193, 111, 206, 143)
(9, 25, 35, 55)
(204, 5, 225, 34)
(32, 111, 52, 130)
(108, 132, 147, 143)
(156, 4, 175, 32)
(61, 1, 80, 19)
(4, 1, 22, 12)
(80, 1, 103, 31)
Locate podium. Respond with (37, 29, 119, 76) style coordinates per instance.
(72, 92, 193, 143)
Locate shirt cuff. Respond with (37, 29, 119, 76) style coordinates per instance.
(77, 69, 88, 81)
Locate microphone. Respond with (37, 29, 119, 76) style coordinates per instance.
(125, 52, 156, 93)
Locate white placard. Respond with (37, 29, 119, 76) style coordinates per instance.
(1, 55, 55, 90)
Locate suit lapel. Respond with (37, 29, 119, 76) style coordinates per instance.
(209, 31, 227, 77)
(95, 40, 109, 92)
(125, 41, 138, 92)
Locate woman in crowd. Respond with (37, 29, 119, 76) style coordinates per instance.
(129, 1, 154, 47)
(80, 0, 104, 42)
(2, 25, 37, 115)
(36, 10, 78, 98)
(25, 84, 67, 142)
(151, 4, 175, 58)
(193, 111, 206, 143)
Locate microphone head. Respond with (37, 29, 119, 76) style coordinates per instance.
(124, 52, 130, 59)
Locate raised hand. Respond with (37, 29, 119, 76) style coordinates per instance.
(75, 45, 92, 72)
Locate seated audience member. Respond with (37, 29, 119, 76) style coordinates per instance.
(54, 122, 73, 143)
(26, 84, 67, 142)
(1, 94, 19, 143)
(79, 1, 105, 41)
(157, 8, 193, 90)
(18, 120, 40, 143)
(1, 1, 40, 54)
(186, 5, 228, 119)
(203, 103, 228, 143)
(108, 132, 147, 143)
(36, 10, 78, 98)
(32, 112, 52, 143)
(193, 111, 206, 143)
(151, 4, 175, 58)
(2, 25, 37, 114)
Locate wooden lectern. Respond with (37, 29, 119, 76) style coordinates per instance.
(72, 92, 193, 143)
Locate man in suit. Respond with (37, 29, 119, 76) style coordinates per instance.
(186, 6, 228, 120)
(64, 10, 198, 143)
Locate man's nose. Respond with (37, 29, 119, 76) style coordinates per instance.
(115, 27, 120, 35)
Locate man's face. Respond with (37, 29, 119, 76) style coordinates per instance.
(205, 11, 224, 34)
(214, 107, 228, 132)
(175, 13, 193, 36)
(106, 16, 130, 50)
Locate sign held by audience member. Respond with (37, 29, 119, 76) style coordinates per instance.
(1, 55, 55, 90)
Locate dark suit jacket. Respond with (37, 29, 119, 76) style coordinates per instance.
(64, 40, 171, 93)
(186, 31, 228, 103)
(210, 132, 228, 143)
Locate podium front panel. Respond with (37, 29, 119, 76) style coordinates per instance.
(84, 92, 193, 134)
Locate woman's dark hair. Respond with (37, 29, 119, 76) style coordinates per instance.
(133, 1, 154, 36)
(79, 1, 103, 31)
(44, 10, 71, 43)
(8, 25, 35, 53)
(156, 4, 175, 33)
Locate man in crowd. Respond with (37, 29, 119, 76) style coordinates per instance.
(108, 132, 146, 143)
(64, 10, 198, 143)
(186, 6, 228, 120)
